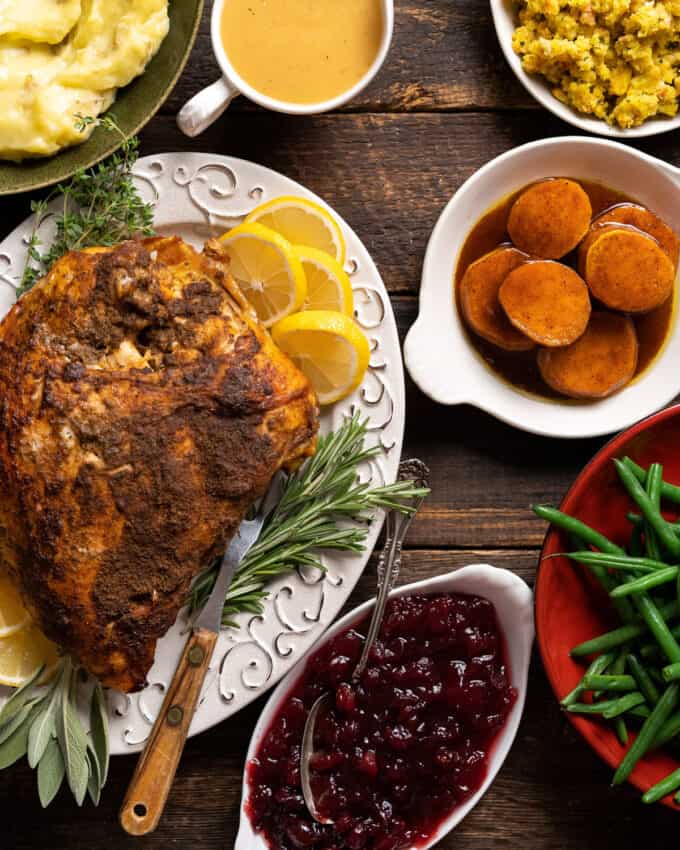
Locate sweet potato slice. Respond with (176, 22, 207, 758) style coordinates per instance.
(459, 246, 534, 350)
(538, 312, 638, 399)
(584, 227, 675, 313)
(592, 204, 680, 270)
(507, 179, 592, 259)
(498, 260, 591, 347)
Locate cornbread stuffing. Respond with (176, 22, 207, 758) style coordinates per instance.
(512, 0, 680, 128)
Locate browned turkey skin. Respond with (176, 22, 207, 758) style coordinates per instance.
(0, 237, 319, 692)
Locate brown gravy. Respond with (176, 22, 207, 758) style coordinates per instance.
(454, 180, 676, 401)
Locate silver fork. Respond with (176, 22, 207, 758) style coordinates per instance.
(120, 472, 285, 836)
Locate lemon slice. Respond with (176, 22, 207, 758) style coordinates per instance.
(245, 196, 347, 265)
(220, 222, 307, 327)
(0, 626, 60, 688)
(0, 577, 31, 638)
(272, 310, 370, 405)
(295, 246, 354, 316)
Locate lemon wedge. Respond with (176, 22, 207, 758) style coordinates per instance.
(0, 626, 60, 688)
(295, 246, 354, 316)
(272, 310, 370, 405)
(220, 222, 307, 327)
(0, 576, 31, 639)
(245, 196, 346, 265)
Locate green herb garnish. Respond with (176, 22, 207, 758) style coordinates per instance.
(0, 657, 109, 807)
(190, 415, 430, 626)
(19, 115, 154, 296)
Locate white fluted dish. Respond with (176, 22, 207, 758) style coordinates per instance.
(235, 564, 534, 849)
(404, 136, 680, 439)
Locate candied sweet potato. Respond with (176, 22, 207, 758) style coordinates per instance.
(538, 312, 638, 399)
(593, 204, 679, 269)
(459, 246, 534, 350)
(507, 179, 592, 259)
(583, 227, 675, 313)
(498, 260, 591, 347)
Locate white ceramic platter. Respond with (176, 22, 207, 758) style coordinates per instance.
(490, 0, 680, 138)
(0, 153, 405, 755)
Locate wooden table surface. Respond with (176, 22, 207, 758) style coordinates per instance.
(3, 2, 680, 848)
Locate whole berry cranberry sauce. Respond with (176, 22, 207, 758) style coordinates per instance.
(247, 593, 516, 850)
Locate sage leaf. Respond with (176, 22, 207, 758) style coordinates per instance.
(89, 682, 109, 787)
(57, 666, 89, 806)
(0, 719, 30, 769)
(86, 748, 101, 806)
(37, 737, 65, 808)
(0, 664, 45, 726)
(28, 696, 57, 768)
(0, 698, 40, 747)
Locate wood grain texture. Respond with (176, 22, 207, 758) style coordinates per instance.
(162, 0, 536, 114)
(3, 553, 679, 850)
(4, 0, 680, 848)
(119, 628, 218, 836)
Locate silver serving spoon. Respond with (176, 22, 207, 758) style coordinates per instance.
(300, 459, 430, 825)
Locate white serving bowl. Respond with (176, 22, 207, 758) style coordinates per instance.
(235, 564, 534, 850)
(404, 136, 680, 439)
(490, 0, 680, 138)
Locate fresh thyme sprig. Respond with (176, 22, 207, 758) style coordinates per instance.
(189, 415, 430, 626)
(19, 115, 154, 295)
(0, 657, 109, 807)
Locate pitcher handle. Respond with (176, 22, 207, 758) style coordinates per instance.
(177, 77, 240, 138)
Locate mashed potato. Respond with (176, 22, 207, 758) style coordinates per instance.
(0, 0, 169, 161)
(512, 0, 680, 128)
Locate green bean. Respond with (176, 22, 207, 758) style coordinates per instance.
(624, 458, 680, 505)
(561, 652, 617, 707)
(614, 718, 629, 745)
(610, 567, 680, 598)
(614, 460, 680, 558)
(642, 766, 680, 803)
(571, 600, 680, 657)
(602, 692, 646, 719)
(628, 512, 680, 532)
(567, 695, 643, 715)
(627, 654, 660, 704)
(655, 710, 680, 748)
(634, 594, 680, 664)
(629, 704, 652, 720)
(566, 552, 662, 573)
(640, 621, 680, 659)
(533, 505, 624, 555)
(582, 674, 636, 691)
(613, 683, 680, 785)
(662, 663, 680, 683)
(645, 464, 664, 562)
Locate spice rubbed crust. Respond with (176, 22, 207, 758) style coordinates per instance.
(0, 237, 319, 692)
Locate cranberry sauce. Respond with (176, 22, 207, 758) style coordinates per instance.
(247, 593, 516, 850)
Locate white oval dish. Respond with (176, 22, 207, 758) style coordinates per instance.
(235, 564, 534, 849)
(404, 136, 680, 439)
(0, 152, 405, 754)
(490, 0, 680, 138)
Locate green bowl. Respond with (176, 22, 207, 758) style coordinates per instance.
(0, 0, 204, 196)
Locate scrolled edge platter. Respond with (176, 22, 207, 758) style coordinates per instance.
(0, 152, 406, 755)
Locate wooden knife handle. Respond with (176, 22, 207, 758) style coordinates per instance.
(119, 627, 218, 836)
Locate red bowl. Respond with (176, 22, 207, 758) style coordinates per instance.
(536, 403, 680, 809)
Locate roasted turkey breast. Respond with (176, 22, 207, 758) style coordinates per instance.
(0, 236, 319, 692)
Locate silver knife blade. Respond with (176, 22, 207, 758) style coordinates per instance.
(194, 471, 285, 634)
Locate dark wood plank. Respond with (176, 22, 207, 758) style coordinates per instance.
(3, 551, 676, 850)
(3, 112, 677, 300)
(162, 0, 536, 115)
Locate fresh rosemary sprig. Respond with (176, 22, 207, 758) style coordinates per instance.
(0, 657, 109, 807)
(189, 415, 430, 626)
(19, 115, 154, 295)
